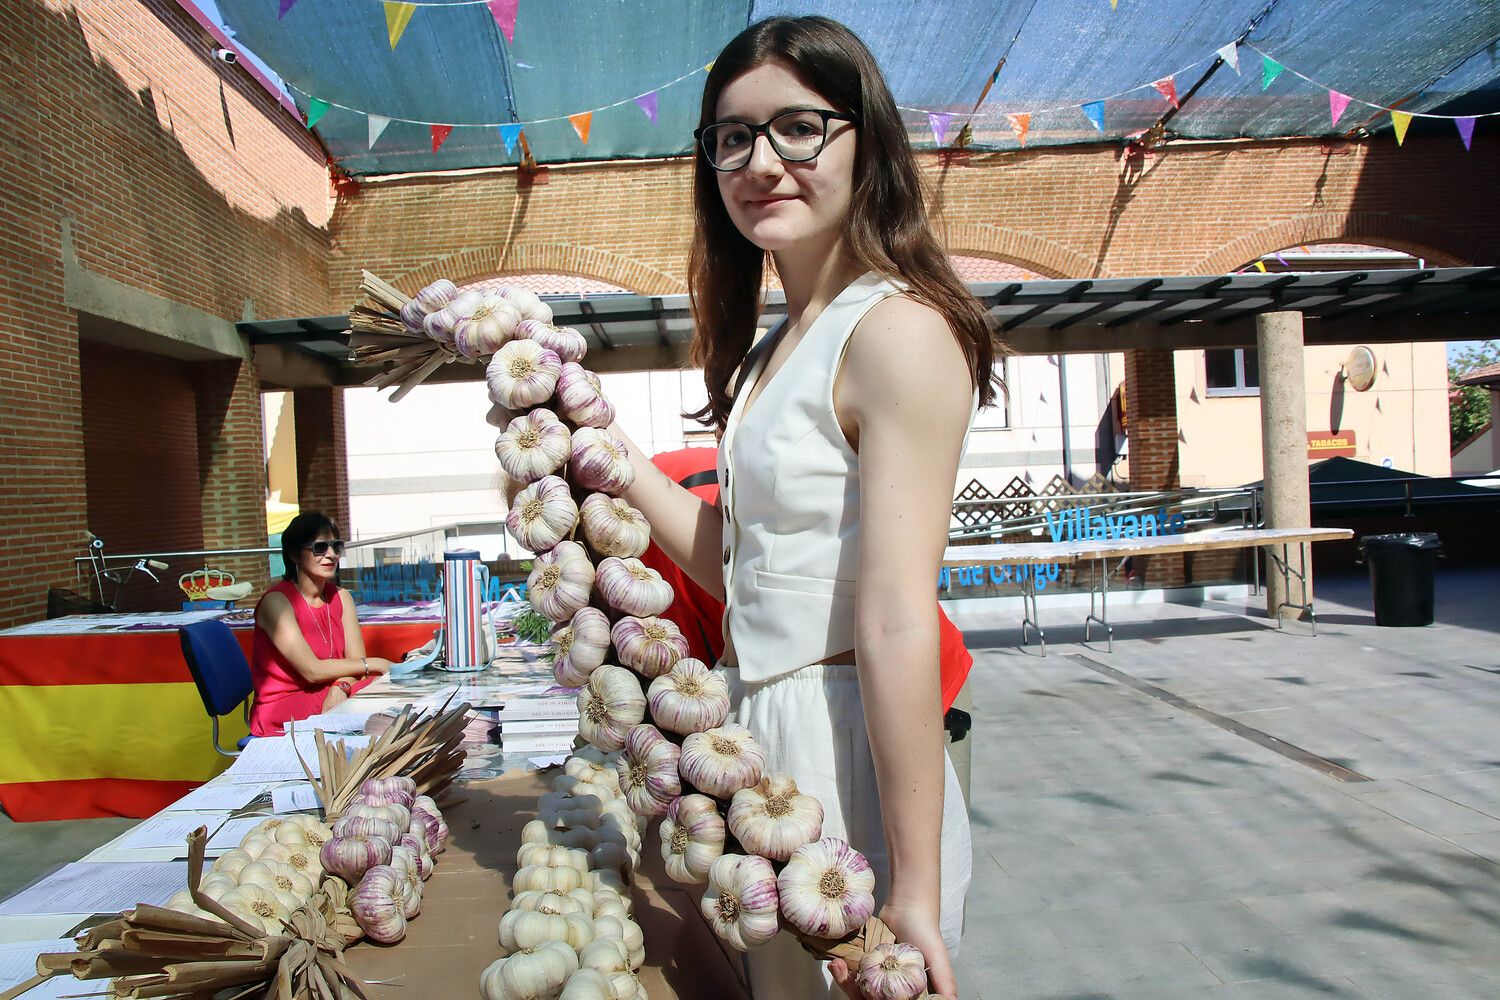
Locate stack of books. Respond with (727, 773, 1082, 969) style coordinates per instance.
(495, 695, 580, 755)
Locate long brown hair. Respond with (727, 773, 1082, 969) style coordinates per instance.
(686, 15, 1004, 431)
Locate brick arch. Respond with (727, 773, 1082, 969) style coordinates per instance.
(393, 243, 682, 296)
(1195, 212, 1473, 275)
(943, 222, 1099, 279)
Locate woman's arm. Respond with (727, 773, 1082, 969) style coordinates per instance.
(337, 591, 392, 676)
(837, 295, 972, 998)
(256, 591, 373, 685)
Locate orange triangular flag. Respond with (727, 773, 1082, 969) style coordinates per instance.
(1007, 112, 1031, 147)
(385, 2, 415, 48)
(568, 111, 592, 145)
(1390, 110, 1412, 145)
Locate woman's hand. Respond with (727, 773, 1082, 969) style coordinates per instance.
(321, 682, 350, 712)
(829, 900, 957, 1000)
(363, 657, 393, 676)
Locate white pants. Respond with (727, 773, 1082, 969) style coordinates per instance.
(724, 664, 972, 1000)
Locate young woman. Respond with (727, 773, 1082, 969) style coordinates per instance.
(249, 512, 392, 736)
(612, 16, 1002, 999)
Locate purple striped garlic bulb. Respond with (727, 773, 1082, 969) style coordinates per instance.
(358, 776, 417, 808)
(453, 293, 523, 359)
(414, 278, 460, 316)
(660, 793, 725, 885)
(398, 832, 434, 879)
(556, 363, 616, 429)
(550, 606, 611, 687)
(527, 541, 594, 622)
(857, 942, 928, 1000)
(611, 616, 688, 678)
(615, 724, 681, 818)
(486, 339, 561, 409)
(777, 837, 876, 939)
(496, 410, 572, 484)
(400, 298, 428, 334)
(410, 795, 448, 853)
(423, 289, 482, 348)
(647, 658, 730, 736)
(701, 854, 780, 951)
(350, 863, 407, 943)
(579, 494, 650, 559)
(568, 427, 634, 495)
(727, 775, 824, 862)
(507, 475, 578, 553)
(578, 664, 647, 753)
(680, 723, 765, 800)
(595, 557, 673, 617)
(496, 285, 553, 325)
(321, 833, 392, 884)
(517, 320, 588, 364)
(332, 814, 402, 844)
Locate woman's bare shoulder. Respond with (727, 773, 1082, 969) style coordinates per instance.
(845, 293, 970, 396)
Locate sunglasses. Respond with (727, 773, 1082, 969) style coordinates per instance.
(305, 540, 345, 557)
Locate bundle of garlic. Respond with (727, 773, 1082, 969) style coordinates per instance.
(163, 815, 334, 935)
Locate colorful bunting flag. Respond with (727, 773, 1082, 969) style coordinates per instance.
(1007, 112, 1030, 147)
(498, 123, 522, 154)
(1328, 90, 1352, 127)
(385, 2, 416, 48)
(634, 92, 659, 125)
(1455, 116, 1476, 150)
(1253, 260, 1267, 273)
(368, 114, 391, 148)
(1273, 252, 1290, 268)
(278, 0, 297, 19)
(1216, 41, 1239, 74)
(488, 0, 518, 43)
(928, 112, 951, 147)
(305, 98, 330, 129)
(430, 124, 453, 152)
(1390, 110, 1412, 145)
(1110, 0, 1118, 8)
(569, 111, 593, 145)
(1082, 100, 1106, 133)
(1153, 76, 1178, 108)
(1261, 55, 1284, 90)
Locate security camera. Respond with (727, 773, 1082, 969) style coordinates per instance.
(212, 47, 238, 65)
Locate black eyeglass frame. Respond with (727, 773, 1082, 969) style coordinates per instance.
(694, 109, 860, 172)
(305, 540, 346, 557)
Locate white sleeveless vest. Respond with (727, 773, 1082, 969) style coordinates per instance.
(717, 272, 914, 682)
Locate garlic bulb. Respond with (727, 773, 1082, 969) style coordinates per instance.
(513, 864, 586, 894)
(252, 816, 311, 846)
(559, 969, 642, 1000)
(321, 834, 392, 884)
(413, 278, 460, 319)
(552, 773, 617, 803)
(398, 832, 434, 879)
(563, 746, 622, 793)
(400, 297, 428, 335)
(680, 723, 766, 800)
(579, 494, 650, 559)
(512, 890, 589, 916)
(198, 873, 239, 900)
(578, 937, 631, 976)
(345, 800, 412, 831)
(857, 942, 929, 1000)
(237, 859, 314, 901)
(410, 796, 449, 853)
(528, 541, 595, 622)
(727, 775, 825, 863)
(487, 339, 562, 410)
(556, 364, 616, 429)
(551, 606, 611, 687)
(294, 817, 335, 849)
(497, 410, 573, 485)
(333, 814, 403, 844)
(777, 837, 877, 939)
(498, 286, 554, 325)
(595, 558, 673, 617)
(647, 658, 730, 736)
(518, 320, 588, 364)
(164, 889, 210, 919)
(522, 819, 598, 851)
(701, 854, 780, 951)
(219, 884, 291, 936)
(454, 293, 524, 359)
(610, 616, 687, 679)
(591, 915, 645, 971)
(422, 289, 481, 348)
(499, 906, 594, 955)
(568, 427, 634, 494)
(615, 724, 681, 818)
(591, 884, 632, 921)
(210, 848, 256, 881)
(390, 845, 424, 918)
(480, 942, 578, 1000)
(350, 864, 408, 944)
(517, 843, 590, 873)
(660, 793, 725, 885)
(577, 665, 647, 753)
(589, 842, 632, 879)
(507, 475, 578, 553)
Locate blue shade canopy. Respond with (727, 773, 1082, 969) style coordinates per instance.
(212, 0, 1500, 176)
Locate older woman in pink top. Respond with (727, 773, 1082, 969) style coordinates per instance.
(249, 512, 393, 736)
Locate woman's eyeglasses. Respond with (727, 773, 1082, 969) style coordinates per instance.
(695, 109, 859, 172)
(306, 540, 345, 557)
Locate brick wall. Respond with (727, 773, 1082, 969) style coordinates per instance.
(293, 387, 351, 532)
(1125, 349, 1186, 587)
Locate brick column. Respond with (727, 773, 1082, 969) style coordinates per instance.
(1124, 348, 1186, 587)
(195, 358, 270, 598)
(293, 387, 351, 533)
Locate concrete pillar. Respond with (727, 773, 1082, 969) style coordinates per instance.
(1124, 349, 1186, 587)
(293, 387, 351, 533)
(1256, 311, 1312, 619)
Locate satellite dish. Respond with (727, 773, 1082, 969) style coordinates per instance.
(1343, 346, 1377, 392)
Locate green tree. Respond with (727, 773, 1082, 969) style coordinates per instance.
(1450, 340, 1500, 449)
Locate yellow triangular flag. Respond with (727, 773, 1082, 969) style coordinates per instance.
(568, 111, 593, 145)
(385, 2, 416, 48)
(1390, 110, 1412, 146)
(1253, 260, 1267, 272)
(1111, 0, 1119, 8)
(704, 62, 714, 72)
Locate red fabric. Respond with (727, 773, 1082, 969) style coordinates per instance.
(249, 581, 371, 736)
(0, 779, 200, 822)
(641, 449, 973, 711)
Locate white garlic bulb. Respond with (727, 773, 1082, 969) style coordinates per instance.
(727, 775, 824, 863)
(219, 883, 291, 936)
(522, 819, 598, 851)
(487, 339, 562, 410)
(595, 558, 672, 617)
(614, 724, 681, 818)
(660, 793, 725, 885)
(578, 937, 631, 976)
(559, 969, 644, 1000)
(701, 854, 780, 952)
(210, 848, 256, 881)
(518, 319, 588, 364)
(680, 723, 766, 800)
(551, 606, 611, 687)
(499, 905, 595, 955)
(591, 914, 645, 971)
(496, 410, 572, 484)
(237, 859, 314, 901)
(610, 616, 688, 679)
(647, 658, 730, 736)
(507, 475, 578, 553)
(514, 864, 586, 894)
(527, 541, 595, 622)
(563, 745, 622, 795)
(556, 364, 616, 428)
(479, 941, 578, 1000)
(517, 843, 591, 873)
(777, 837, 877, 939)
(568, 427, 634, 495)
(577, 665, 647, 753)
(512, 889, 589, 916)
(579, 494, 650, 559)
(857, 942, 929, 1000)
(497, 286, 554, 325)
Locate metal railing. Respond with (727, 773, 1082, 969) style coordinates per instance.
(948, 486, 1257, 543)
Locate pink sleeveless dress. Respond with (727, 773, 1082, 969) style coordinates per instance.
(249, 580, 370, 736)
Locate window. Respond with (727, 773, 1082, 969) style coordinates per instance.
(1205, 348, 1259, 396)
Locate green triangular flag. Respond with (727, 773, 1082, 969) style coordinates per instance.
(305, 98, 330, 129)
(1261, 55, 1285, 90)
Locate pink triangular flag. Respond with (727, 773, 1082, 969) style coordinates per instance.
(430, 125, 453, 152)
(1007, 112, 1031, 147)
(634, 92, 658, 124)
(928, 111, 951, 147)
(1328, 90, 1352, 127)
(487, 0, 518, 43)
(1455, 116, 1476, 150)
(1153, 76, 1178, 109)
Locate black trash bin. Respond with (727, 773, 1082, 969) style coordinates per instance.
(1359, 533, 1442, 627)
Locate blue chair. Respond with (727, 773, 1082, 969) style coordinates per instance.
(178, 619, 255, 756)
